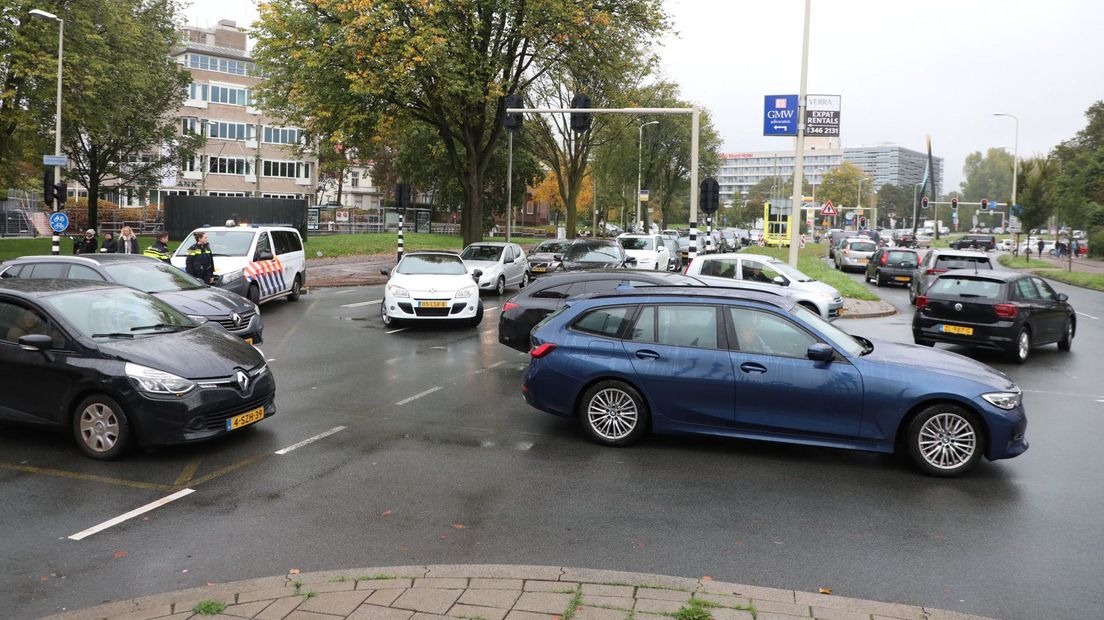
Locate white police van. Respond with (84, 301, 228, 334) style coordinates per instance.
(170, 225, 306, 305)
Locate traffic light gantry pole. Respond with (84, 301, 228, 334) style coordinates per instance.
(507, 106, 702, 257)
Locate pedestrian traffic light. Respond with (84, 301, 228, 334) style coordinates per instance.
(570, 94, 592, 133)
(395, 183, 411, 209)
(951, 197, 958, 210)
(980, 198, 989, 210)
(503, 94, 523, 132)
(921, 196, 929, 209)
(699, 177, 720, 214)
(52, 181, 67, 209)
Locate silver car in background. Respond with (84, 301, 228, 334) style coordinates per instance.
(834, 236, 878, 272)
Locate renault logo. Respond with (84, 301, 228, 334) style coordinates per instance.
(235, 370, 249, 391)
(429, 288, 436, 293)
(231, 312, 243, 328)
(954, 303, 963, 312)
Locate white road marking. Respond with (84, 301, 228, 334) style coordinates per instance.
(335, 289, 357, 294)
(484, 306, 500, 312)
(266, 358, 276, 362)
(396, 386, 442, 406)
(341, 299, 382, 308)
(1097, 399, 1104, 404)
(68, 489, 195, 541)
(474, 360, 508, 374)
(275, 425, 348, 455)
(386, 328, 408, 334)
(1077, 311, 1099, 320)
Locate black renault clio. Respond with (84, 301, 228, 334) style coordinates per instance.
(0, 279, 275, 459)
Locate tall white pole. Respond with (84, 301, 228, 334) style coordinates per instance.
(787, 0, 812, 267)
(689, 108, 700, 259)
(636, 121, 657, 232)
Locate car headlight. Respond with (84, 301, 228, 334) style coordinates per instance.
(455, 286, 477, 299)
(125, 362, 195, 395)
(981, 391, 1022, 410)
(387, 284, 410, 298)
(220, 269, 244, 284)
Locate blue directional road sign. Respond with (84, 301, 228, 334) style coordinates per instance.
(763, 95, 799, 136)
(49, 212, 69, 233)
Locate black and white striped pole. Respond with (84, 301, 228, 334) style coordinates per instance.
(706, 216, 713, 253)
(397, 211, 404, 262)
(395, 183, 409, 262)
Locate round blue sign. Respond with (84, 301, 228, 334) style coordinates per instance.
(49, 212, 69, 233)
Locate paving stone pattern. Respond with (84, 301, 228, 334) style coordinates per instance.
(41, 566, 996, 620)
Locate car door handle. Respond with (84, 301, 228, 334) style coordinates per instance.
(634, 350, 660, 360)
(739, 362, 767, 374)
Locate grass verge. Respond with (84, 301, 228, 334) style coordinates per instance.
(747, 245, 879, 301)
(998, 254, 1052, 269)
(1032, 270, 1104, 292)
(0, 235, 183, 262)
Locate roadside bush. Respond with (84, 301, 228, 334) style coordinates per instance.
(1088, 228, 1104, 258)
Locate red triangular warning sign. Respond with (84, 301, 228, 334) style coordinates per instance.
(821, 200, 837, 216)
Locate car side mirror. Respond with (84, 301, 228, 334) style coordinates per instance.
(19, 334, 55, 362)
(380, 268, 391, 277)
(807, 342, 835, 362)
(625, 256, 637, 264)
(472, 269, 483, 281)
(553, 254, 563, 261)
(773, 275, 787, 286)
(1057, 293, 1068, 302)
(257, 250, 274, 261)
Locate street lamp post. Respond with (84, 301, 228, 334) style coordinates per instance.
(856, 177, 865, 229)
(30, 8, 63, 255)
(994, 113, 1020, 241)
(636, 120, 658, 232)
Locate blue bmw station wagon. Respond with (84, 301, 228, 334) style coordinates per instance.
(522, 288, 1027, 477)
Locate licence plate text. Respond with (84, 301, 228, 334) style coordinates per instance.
(894, 276, 910, 282)
(531, 267, 546, 272)
(227, 406, 265, 431)
(419, 300, 448, 308)
(939, 324, 974, 336)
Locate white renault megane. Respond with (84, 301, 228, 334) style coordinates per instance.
(380, 252, 483, 327)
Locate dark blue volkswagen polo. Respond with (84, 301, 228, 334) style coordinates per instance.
(522, 288, 1027, 477)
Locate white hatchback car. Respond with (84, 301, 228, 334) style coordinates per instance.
(380, 252, 483, 327)
(170, 225, 306, 305)
(460, 242, 528, 295)
(617, 234, 670, 271)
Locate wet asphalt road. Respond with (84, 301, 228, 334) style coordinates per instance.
(2, 258, 1103, 620)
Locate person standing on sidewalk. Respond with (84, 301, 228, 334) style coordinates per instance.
(143, 232, 172, 263)
(116, 226, 139, 254)
(74, 229, 98, 254)
(1038, 239, 1045, 256)
(185, 232, 216, 284)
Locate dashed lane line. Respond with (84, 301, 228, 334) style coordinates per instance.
(386, 327, 409, 334)
(396, 386, 442, 406)
(274, 426, 348, 455)
(68, 488, 195, 541)
(1077, 311, 1099, 320)
(335, 289, 357, 294)
(341, 299, 383, 308)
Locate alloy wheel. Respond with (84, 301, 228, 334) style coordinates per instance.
(587, 388, 639, 441)
(917, 412, 977, 470)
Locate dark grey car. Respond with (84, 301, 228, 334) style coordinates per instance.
(0, 255, 263, 343)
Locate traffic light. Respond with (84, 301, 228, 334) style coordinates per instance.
(52, 181, 67, 208)
(570, 94, 592, 133)
(395, 183, 411, 209)
(43, 168, 54, 207)
(951, 197, 958, 210)
(503, 94, 523, 132)
(980, 198, 989, 210)
(699, 178, 720, 214)
(921, 196, 929, 209)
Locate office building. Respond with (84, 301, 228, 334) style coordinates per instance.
(843, 144, 943, 197)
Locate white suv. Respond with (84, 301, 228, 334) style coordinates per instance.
(171, 225, 306, 305)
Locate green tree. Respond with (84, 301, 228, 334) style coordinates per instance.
(875, 183, 915, 227)
(253, 0, 666, 246)
(817, 162, 873, 221)
(1017, 156, 1059, 233)
(960, 148, 1014, 203)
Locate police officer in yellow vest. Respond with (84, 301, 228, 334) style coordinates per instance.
(142, 232, 171, 263)
(185, 232, 216, 284)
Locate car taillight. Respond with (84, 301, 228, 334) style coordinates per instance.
(502, 301, 520, 312)
(530, 343, 557, 358)
(994, 304, 1018, 319)
(880, 253, 887, 266)
(916, 295, 928, 309)
(925, 268, 947, 276)
(684, 258, 694, 275)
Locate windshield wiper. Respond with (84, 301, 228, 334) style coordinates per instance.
(91, 332, 135, 339)
(131, 323, 189, 333)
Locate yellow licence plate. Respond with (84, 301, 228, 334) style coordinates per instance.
(227, 406, 264, 431)
(857, 259, 868, 265)
(420, 300, 448, 308)
(894, 276, 910, 282)
(940, 324, 974, 336)
(244, 337, 253, 345)
(532, 267, 546, 272)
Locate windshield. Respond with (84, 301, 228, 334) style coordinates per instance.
(105, 262, 205, 293)
(767, 260, 813, 282)
(43, 288, 194, 340)
(790, 303, 865, 357)
(564, 244, 621, 263)
(928, 277, 1003, 298)
(396, 254, 468, 275)
(461, 245, 503, 262)
(618, 237, 654, 251)
(176, 230, 255, 257)
(533, 241, 569, 254)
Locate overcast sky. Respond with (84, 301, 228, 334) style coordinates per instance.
(184, 0, 1104, 191)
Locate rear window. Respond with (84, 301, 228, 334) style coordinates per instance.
(928, 277, 1003, 299)
(935, 255, 992, 270)
(848, 241, 877, 252)
(886, 251, 918, 266)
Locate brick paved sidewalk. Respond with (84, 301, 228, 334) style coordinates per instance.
(42, 565, 993, 620)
